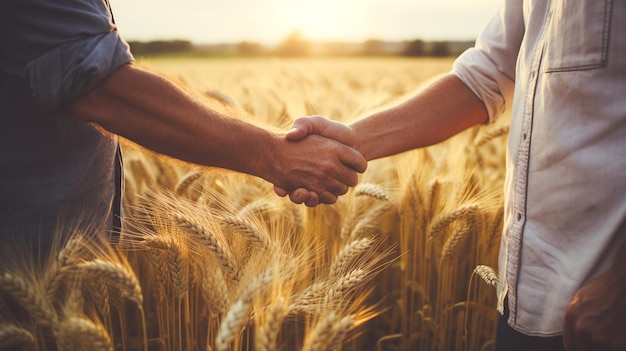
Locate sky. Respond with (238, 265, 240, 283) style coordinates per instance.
(110, 0, 502, 45)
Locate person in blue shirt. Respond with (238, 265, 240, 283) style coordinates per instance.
(0, 0, 366, 258)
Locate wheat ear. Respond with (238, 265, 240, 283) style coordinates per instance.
(302, 312, 355, 351)
(199, 269, 229, 317)
(327, 314, 356, 351)
(216, 268, 273, 351)
(217, 213, 269, 249)
(58, 316, 112, 351)
(474, 125, 509, 147)
(329, 238, 374, 279)
(146, 248, 170, 304)
(44, 237, 84, 301)
(355, 183, 391, 202)
(0, 272, 58, 327)
(0, 324, 36, 350)
(429, 203, 479, 239)
(175, 171, 203, 195)
(288, 280, 328, 314)
(164, 238, 189, 300)
(77, 260, 143, 306)
(256, 296, 288, 351)
(473, 265, 499, 287)
(440, 222, 472, 263)
(176, 213, 241, 281)
(326, 268, 368, 302)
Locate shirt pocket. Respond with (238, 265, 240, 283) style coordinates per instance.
(543, 0, 613, 72)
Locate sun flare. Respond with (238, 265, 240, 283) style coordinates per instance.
(278, 1, 356, 41)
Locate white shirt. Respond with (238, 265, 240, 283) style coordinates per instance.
(453, 0, 626, 336)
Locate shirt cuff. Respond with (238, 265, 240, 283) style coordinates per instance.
(25, 31, 134, 112)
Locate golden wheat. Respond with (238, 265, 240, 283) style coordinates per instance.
(2, 57, 506, 350)
(176, 212, 242, 282)
(77, 260, 143, 306)
(473, 265, 499, 288)
(255, 295, 288, 351)
(0, 272, 58, 328)
(58, 316, 113, 351)
(0, 324, 36, 350)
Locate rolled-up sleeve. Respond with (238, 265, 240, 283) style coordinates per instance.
(1, 0, 134, 112)
(452, 0, 523, 123)
(25, 31, 133, 111)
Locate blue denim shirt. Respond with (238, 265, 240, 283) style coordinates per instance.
(0, 0, 134, 246)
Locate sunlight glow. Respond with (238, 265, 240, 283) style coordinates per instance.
(278, 1, 353, 41)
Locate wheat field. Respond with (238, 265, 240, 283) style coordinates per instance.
(0, 57, 509, 351)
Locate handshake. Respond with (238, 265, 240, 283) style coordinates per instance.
(270, 115, 367, 208)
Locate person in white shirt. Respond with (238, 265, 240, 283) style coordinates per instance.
(276, 1, 626, 350)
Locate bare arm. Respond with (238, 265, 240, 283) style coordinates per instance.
(67, 64, 366, 204)
(275, 73, 487, 203)
(349, 73, 488, 161)
(285, 73, 487, 160)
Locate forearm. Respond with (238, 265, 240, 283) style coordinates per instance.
(351, 73, 488, 161)
(67, 64, 274, 181)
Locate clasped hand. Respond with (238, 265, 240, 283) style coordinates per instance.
(274, 116, 362, 207)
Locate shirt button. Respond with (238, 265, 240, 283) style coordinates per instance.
(517, 213, 522, 221)
(522, 132, 528, 141)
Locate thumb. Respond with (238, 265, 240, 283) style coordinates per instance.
(286, 116, 356, 147)
(285, 117, 315, 141)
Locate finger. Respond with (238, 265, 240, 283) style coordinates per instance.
(274, 185, 289, 197)
(318, 190, 338, 205)
(304, 192, 321, 207)
(339, 145, 368, 173)
(288, 188, 311, 205)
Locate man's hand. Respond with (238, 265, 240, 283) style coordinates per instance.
(273, 116, 363, 207)
(563, 254, 626, 351)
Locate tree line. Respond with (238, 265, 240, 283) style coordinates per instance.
(127, 32, 474, 57)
